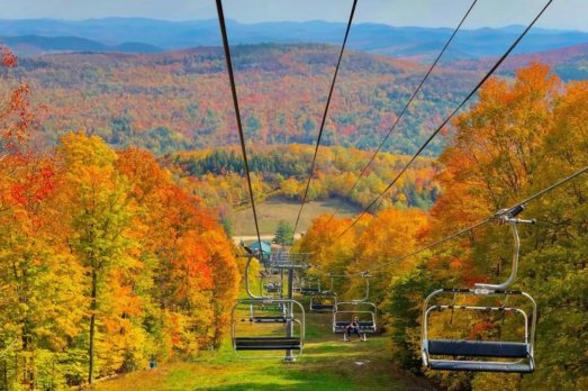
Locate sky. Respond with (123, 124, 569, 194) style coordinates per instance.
(0, 0, 586, 31)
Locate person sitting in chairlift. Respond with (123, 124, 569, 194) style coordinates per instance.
(343, 315, 366, 342)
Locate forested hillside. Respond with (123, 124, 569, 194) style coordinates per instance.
(167, 145, 438, 225)
(4, 42, 588, 158)
(2, 44, 482, 155)
(0, 49, 239, 388)
(297, 64, 588, 390)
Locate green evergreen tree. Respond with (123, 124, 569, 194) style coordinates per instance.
(274, 220, 294, 245)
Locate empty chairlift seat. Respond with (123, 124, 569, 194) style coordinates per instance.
(234, 337, 302, 351)
(232, 298, 305, 356)
(421, 209, 538, 373)
(426, 339, 533, 373)
(247, 315, 290, 324)
(421, 289, 537, 373)
(309, 293, 336, 312)
(300, 279, 321, 296)
(428, 339, 529, 358)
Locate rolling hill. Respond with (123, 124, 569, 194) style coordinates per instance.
(2, 18, 588, 60)
(456, 42, 588, 81)
(6, 40, 588, 156)
(0, 34, 162, 56)
(7, 44, 480, 155)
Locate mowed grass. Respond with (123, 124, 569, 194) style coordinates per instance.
(232, 197, 360, 236)
(95, 310, 434, 391)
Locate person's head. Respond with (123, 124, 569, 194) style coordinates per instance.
(353, 316, 359, 321)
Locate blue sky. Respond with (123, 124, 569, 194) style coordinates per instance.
(1, 0, 586, 31)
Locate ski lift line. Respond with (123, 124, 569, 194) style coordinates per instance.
(326, 0, 479, 224)
(360, 217, 492, 277)
(216, 0, 263, 252)
(293, 0, 359, 234)
(334, 0, 554, 240)
(351, 164, 588, 278)
(309, 165, 587, 279)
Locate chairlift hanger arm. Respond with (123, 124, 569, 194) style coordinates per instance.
(244, 256, 268, 300)
(475, 211, 535, 291)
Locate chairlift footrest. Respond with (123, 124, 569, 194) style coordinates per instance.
(428, 359, 533, 373)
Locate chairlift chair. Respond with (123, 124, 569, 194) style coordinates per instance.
(421, 205, 537, 373)
(309, 274, 337, 312)
(233, 298, 305, 354)
(309, 292, 337, 312)
(232, 253, 306, 358)
(332, 273, 377, 337)
(332, 300, 377, 335)
(264, 282, 282, 294)
(299, 277, 321, 296)
(266, 251, 310, 270)
(422, 288, 536, 373)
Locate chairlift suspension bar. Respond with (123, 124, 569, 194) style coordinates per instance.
(285, 267, 296, 361)
(244, 256, 267, 300)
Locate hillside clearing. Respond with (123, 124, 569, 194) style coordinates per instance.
(232, 197, 360, 236)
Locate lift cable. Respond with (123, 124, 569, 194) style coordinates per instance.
(216, 0, 263, 251)
(334, 0, 554, 240)
(328, 165, 587, 277)
(293, 0, 359, 234)
(327, 0, 479, 223)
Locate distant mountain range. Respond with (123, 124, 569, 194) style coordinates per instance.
(0, 34, 161, 56)
(2, 18, 588, 60)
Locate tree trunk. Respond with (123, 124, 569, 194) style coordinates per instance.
(88, 269, 97, 384)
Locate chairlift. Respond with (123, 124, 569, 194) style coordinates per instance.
(332, 273, 377, 337)
(332, 301, 377, 336)
(260, 270, 283, 296)
(309, 274, 337, 312)
(299, 277, 322, 296)
(233, 298, 305, 354)
(266, 251, 310, 270)
(421, 205, 537, 373)
(310, 292, 337, 312)
(231, 252, 306, 358)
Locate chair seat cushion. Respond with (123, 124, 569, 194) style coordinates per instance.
(235, 337, 301, 351)
(249, 316, 289, 323)
(428, 340, 529, 358)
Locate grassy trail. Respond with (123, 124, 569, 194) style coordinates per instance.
(96, 312, 433, 391)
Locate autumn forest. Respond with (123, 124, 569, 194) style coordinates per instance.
(1, 5, 588, 391)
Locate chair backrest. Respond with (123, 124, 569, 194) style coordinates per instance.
(421, 289, 537, 371)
